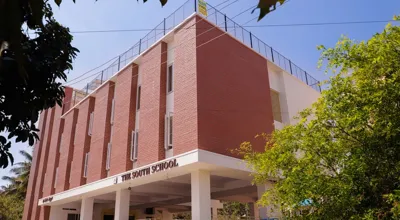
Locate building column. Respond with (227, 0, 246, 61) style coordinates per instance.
(257, 185, 268, 219)
(115, 189, 130, 220)
(162, 209, 173, 220)
(191, 170, 211, 220)
(257, 183, 281, 219)
(248, 202, 259, 220)
(80, 197, 94, 220)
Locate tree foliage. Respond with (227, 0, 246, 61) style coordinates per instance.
(0, 193, 24, 220)
(0, 150, 32, 220)
(239, 18, 400, 219)
(0, 1, 78, 168)
(1, 150, 32, 198)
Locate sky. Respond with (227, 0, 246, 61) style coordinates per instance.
(1, 0, 399, 186)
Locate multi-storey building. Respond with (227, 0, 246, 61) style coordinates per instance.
(23, 1, 320, 220)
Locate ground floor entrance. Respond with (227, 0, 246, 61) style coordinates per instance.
(40, 150, 281, 220)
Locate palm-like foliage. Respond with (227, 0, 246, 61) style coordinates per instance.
(1, 150, 32, 197)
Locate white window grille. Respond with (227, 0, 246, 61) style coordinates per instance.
(54, 167, 58, 188)
(88, 112, 94, 136)
(59, 134, 63, 153)
(83, 152, 89, 178)
(110, 98, 115, 124)
(136, 86, 141, 111)
(167, 64, 173, 93)
(165, 113, 173, 149)
(130, 130, 139, 161)
(106, 143, 111, 170)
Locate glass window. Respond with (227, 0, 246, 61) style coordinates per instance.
(165, 113, 173, 149)
(106, 143, 111, 170)
(54, 167, 58, 188)
(136, 86, 141, 111)
(270, 90, 282, 122)
(88, 112, 94, 136)
(110, 98, 115, 124)
(83, 153, 89, 178)
(130, 130, 139, 161)
(167, 65, 173, 93)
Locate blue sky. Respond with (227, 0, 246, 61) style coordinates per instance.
(1, 0, 399, 186)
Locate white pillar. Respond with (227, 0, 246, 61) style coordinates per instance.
(115, 189, 130, 220)
(162, 209, 173, 220)
(257, 182, 281, 219)
(191, 170, 211, 220)
(80, 197, 94, 220)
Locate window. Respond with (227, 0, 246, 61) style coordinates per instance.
(136, 86, 141, 111)
(165, 113, 173, 149)
(54, 167, 58, 188)
(88, 112, 94, 136)
(59, 134, 63, 153)
(106, 143, 111, 170)
(110, 98, 115, 124)
(83, 153, 89, 178)
(270, 90, 282, 122)
(130, 130, 139, 161)
(67, 214, 80, 220)
(167, 64, 173, 93)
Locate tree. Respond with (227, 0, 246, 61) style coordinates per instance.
(0, 1, 78, 168)
(218, 201, 250, 219)
(1, 150, 32, 198)
(0, 193, 24, 220)
(238, 17, 400, 219)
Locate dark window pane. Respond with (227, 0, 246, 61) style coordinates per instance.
(168, 65, 173, 92)
(137, 86, 141, 110)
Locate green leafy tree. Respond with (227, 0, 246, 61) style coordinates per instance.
(0, 1, 78, 168)
(1, 150, 32, 198)
(238, 17, 400, 219)
(218, 201, 250, 219)
(0, 193, 24, 220)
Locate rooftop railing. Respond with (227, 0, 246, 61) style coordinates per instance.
(70, 0, 320, 105)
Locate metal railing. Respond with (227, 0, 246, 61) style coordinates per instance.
(70, 0, 320, 105)
(203, 2, 321, 92)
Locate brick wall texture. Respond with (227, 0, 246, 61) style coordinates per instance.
(87, 82, 115, 183)
(23, 14, 275, 219)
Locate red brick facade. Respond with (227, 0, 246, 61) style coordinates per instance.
(23, 15, 275, 220)
(87, 82, 115, 183)
(70, 97, 95, 187)
(109, 64, 138, 175)
(137, 42, 168, 167)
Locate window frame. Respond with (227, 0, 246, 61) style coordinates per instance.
(83, 152, 89, 178)
(167, 64, 174, 93)
(54, 167, 58, 189)
(106, 143, 111, 170)
(88, 112, 94, 136)
(136, 85, 141, 111)
(165, 112, 173, 149)
(130, 130, 139, 161)
(270, 89, 283, 123)
(110, 98, 115, 125)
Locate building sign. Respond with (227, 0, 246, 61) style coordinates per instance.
(43, 197, 53, 204)
(198, 0, 208, 16)
(118, 159, 179, 183)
